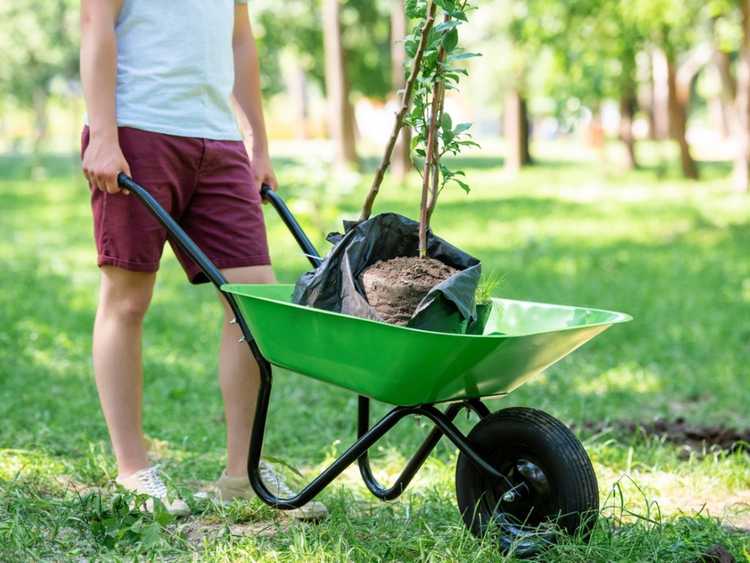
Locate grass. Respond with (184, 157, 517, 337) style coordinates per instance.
(1, 141, 749, 561)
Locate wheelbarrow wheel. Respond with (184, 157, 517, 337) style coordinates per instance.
(455, 407, 598, 557)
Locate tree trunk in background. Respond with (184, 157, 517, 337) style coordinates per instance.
(390, 0, 411, 182)
(323, 0, 358, 168)
(289, 62, 310, 140)
(714, 49, 735, 140)
(651, 49, 671, 140)
(665, 49, 699, 179)
(32, 88, 49, 154)
(733, 1, 750, 192)
(644, 54, 659, 141)
(504, 89, 532, 173)
(619, 93, 638, 170)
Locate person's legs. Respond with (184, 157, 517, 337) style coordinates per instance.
(218, 265, 276, 477)
(93, 266, 156, 477)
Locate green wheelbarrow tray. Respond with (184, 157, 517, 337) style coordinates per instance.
(223, 283, 632, 406)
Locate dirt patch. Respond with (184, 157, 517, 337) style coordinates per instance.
(360, 256, 457, 325)
(696, 544, 737, 562)
(581, 418, 750, 456)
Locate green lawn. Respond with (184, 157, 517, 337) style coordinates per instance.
(1, 144, 749, 561)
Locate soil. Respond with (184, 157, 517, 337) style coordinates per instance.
(360, 256, 457, 325)
(579, 418, 750, 456)
(696, 545, 736, 563)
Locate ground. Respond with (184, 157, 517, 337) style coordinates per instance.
(1, 141, 749, 561)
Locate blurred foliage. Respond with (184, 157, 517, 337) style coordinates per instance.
(253, 0, 392, 99)
(0, 1, 79, 103)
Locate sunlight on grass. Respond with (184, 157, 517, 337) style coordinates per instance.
(575, 363, 662, 396)
(0, 449, 66, 480)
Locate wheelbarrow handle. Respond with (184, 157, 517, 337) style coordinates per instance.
(260, 185, 322, 267)
(117, 174, 322, 289)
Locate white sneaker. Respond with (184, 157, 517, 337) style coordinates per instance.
(197, 461, 328, 521)
(116, 466, 190, 517)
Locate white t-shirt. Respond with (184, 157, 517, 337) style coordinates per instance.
(114, 0, 247, 140)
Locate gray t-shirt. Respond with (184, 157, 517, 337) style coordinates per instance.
(114, 0, 247, 140)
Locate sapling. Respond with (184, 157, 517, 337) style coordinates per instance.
(359, 0, 479, 255)
(352, 0, 482, 328)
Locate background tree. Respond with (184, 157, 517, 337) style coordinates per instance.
(709, 0, 750, 192)
(391, 0, 412, 182)
(323, 0, 359, 167)
(540, 0, 646, 169)
(471, 0, 541, 173)
(636, 0, 706, 179)
(0, 1, 79, 153)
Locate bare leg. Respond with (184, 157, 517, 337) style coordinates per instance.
(93, 266, 156, 477)
(219, 265, 276, 477)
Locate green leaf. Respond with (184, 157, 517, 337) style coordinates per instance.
(405, 38, 418, 58)
(434, 20, 460, 34)
(447, 51, 482, 62)
(454, 179, 471, 193)
(453, 122, 472, 136)
(443, 28, 459, 52)
(441, 112, 453, 132)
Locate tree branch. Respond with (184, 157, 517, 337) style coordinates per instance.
(359, 0, 437, 222)
(418, 45, 447, 258)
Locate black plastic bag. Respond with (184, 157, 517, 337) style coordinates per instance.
(292, 213, 481, 333)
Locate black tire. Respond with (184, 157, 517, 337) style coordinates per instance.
(455, 407, 598, 557)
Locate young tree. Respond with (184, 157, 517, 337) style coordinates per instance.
(359, 0, 478, 259)
(406, 0, 478, 256)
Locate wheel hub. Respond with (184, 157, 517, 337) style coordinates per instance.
(494, 458, 552, 526)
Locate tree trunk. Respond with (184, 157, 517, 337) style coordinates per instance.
(734, 1, 750, 192)
(665, 49, 699, 179)
(714, 49, 735, 140)
(32, 87, 49, 154)
(643, 53, 659, 141)
(390, 0, 411, 182)
(651, 49, 671, 140)
(504, 89, 532, 173)
(323, 0, 358, 168)
(619, 93, 638, 170)
(289, 62, 310, 140)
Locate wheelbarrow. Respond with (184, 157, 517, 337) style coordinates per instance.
(118, 174, 631, 555)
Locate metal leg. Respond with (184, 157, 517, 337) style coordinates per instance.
(466, 398, 491, 419)
(357, 397, 465, 500)
(356, 396, 503, 500)
(246, 370, 424, 509)
(248, 389, 506, 508)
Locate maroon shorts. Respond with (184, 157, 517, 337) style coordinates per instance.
(82, 126, 270, 284)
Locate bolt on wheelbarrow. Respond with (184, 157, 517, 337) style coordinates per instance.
(118, 173, 631, 556)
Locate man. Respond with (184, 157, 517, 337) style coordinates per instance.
(79, 0, 326, 519)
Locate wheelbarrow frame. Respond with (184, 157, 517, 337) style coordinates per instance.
(118, 173, 514, 510)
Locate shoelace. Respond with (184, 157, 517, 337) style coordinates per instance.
(136, 467, 168, 498)
(258, 461, 295, 498)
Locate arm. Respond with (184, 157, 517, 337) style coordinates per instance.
(80, 0, 130, 194)
(232, 3, 278, 190)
